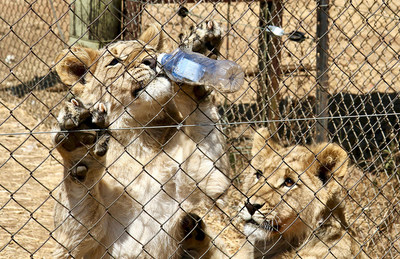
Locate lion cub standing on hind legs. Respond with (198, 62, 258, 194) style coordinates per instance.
(52, 21, 231, 258)
(236, 128, 366, 259)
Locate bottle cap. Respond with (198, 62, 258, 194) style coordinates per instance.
(156, 53, 167, 73)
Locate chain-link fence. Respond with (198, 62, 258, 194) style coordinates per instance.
(0, 0, 399, 258)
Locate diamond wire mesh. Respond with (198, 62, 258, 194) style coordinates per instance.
(0, 0, 399, 258)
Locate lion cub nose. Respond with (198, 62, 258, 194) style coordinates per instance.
(245, 201, 263, 215)
(142, 57, 157, 71)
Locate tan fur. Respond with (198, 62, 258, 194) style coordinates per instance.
(55, 46, 99, 95)
(52, 23, 230, 258)
(235, 128, 366, 259)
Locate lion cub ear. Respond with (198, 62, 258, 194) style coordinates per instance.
(138, 24, 164, 51)
(308, 143, 348, 187)
(251, 128, 281, 157)
(55, 46, 99, 86)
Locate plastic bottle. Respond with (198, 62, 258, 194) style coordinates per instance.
(157, 48, 244, 93)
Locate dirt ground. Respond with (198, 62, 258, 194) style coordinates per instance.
(1, 0, 400, 258)
(0, 93, 62, 258)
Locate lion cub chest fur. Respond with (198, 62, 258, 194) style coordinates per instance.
(236, 128, 365, 259)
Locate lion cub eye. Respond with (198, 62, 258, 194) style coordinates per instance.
(255, 170, 263, 179)
(283, 177, 295, 187)
(107, 58, 121, 67)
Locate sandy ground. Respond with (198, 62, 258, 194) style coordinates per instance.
(0, 95, 62, 258)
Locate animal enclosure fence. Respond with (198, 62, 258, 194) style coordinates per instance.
(0, 0, 399, 258)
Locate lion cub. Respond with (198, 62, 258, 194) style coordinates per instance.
(237, 128, 365, 258)
(52, 22, 230, 258)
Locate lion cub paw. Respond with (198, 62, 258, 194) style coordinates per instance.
(181, 20, 223, 58)
(180, 213, 208, 258)
(54, 99, 110, 181)
(54, 99, 110, 155)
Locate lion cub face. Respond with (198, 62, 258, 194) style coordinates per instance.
(55, 25, 172, 122)
(242, 128, 349, 241)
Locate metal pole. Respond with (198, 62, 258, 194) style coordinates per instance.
(258, 0, 282, 132)
(69, 0, 122, 49)
(123, 0, 142, 40)
(316, 0, 329, 142)
(49, 0, 67, 46)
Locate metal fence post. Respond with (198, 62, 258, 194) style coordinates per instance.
(316, 0, 329, 142)
(69, 0, 122, 48)
(123, 0, 142, 40)
(258, 0, 282, 132)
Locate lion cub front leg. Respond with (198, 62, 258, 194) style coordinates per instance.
(179, 20, 224, 99)
(52, 99, 110, 258)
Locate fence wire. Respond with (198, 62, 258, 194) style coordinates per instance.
(0, 0, 399, 258)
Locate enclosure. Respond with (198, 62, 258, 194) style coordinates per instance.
(0, 0, 399, 258)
